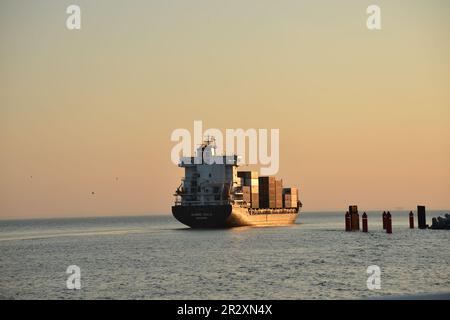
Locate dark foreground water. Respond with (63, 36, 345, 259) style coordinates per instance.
(0, 211, 449, 299)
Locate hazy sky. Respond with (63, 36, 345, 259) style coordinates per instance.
(1, 0, 449, 218)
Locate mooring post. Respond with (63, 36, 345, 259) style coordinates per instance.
(345, 211, 351, 231)
(417, 205, 427, 229)
(386, 211, 392, 234)
(409, 211, 414, 229)
(349, 205, 359, 231)
(362, 212, 368, 232)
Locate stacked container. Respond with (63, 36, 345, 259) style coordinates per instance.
(283, 187, 298, 208)
(242, 186, 251, 204)
(258, 176, 276, 208)
(275, 179, 283, 208)
(238, 171, 259, 208)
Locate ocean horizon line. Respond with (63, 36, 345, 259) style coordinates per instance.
(1, 208, 449, 222)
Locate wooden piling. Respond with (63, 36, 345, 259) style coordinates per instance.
(417, 205, 427, 229)
(345, 211, 351, 231)
(362, 212, 368, 232)
(349, 205, 360, 231)
(386, 211, 392, 234)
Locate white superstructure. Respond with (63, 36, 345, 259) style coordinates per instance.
(175, 137, 242, 206)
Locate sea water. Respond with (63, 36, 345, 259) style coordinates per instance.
(0, 211, 449, 299)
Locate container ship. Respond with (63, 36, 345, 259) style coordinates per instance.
(172, 137, 302, 228)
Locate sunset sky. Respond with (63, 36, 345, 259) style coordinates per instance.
(1, 0, 449, 218)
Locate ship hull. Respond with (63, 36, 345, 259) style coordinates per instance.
(172, 204, 299, 228)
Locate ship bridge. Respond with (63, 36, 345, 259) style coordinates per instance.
(174, 137, 242, 206)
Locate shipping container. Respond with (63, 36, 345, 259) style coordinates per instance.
(237, 171, 259, 179)
(274, 179, 283, 208)
(283, 187, 298, 196)
(283, 195, 297, 208)
(251, 193, 259, 208)
(242, 178, 259, 186)
(260, 199, 276, 207)
(259, 176, 275, 184)
(283, 187, 299, 208)
(258, 177, 276, 208)
(259, 177, 286, 208)
(243, 186, 251, 203)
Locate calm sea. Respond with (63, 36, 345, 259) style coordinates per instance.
(0, 211, 449, 299)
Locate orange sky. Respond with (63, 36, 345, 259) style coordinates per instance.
(1, 0, 449, 218)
